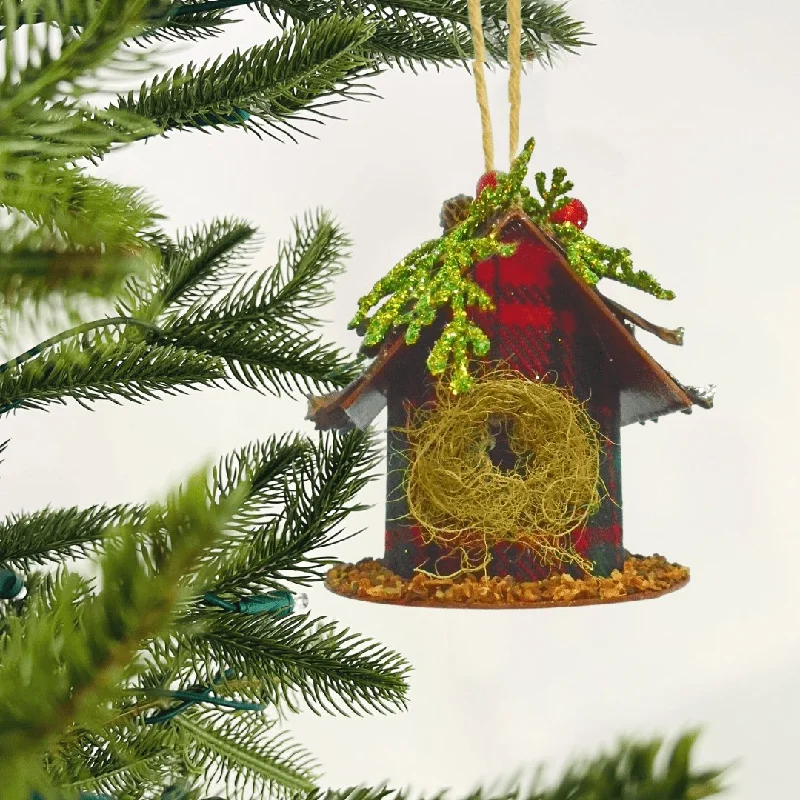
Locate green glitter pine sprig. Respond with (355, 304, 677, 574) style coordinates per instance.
(348, 140, 536, 393)
(521, 179, 675, 300)
(550, 222, 675, 299)
(349, 137, 675, 394)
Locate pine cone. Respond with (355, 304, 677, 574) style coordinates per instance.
(439, 193, 474, 234)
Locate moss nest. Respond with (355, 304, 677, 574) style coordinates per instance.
(325, 555, 689, 609)
(400, 367, 605, 576)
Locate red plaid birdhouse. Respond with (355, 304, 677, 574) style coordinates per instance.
(308, 141, 713, 609)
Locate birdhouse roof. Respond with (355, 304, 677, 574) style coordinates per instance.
(307, 209, 712, 431)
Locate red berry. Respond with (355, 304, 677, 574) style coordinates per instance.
(476, 171, 499, 197)
(549, 198, 588, 230)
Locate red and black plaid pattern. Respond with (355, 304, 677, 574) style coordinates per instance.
(382, 225, 625, 581)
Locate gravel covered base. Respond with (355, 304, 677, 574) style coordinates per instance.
(325, 554, 690, 608)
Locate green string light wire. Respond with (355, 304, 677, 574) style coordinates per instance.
(144, 669, 265, 725)
(4, 576, 302, 726)
(0, 318, 171, 417)
(144, 590, 304, 724)
(202, 589, 303, 617)
(0, 567, 24, 599)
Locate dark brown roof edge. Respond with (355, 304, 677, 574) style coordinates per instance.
(306, 333, 404, 430)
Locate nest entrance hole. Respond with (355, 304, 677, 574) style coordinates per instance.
(487, 414, 529, 474)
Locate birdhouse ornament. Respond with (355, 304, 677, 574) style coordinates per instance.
(307, 2, 714, 609)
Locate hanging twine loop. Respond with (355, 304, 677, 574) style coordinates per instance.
(507, 0, 523, 162)
(466, 0, 494, 172)
(465, 0, 524, 171)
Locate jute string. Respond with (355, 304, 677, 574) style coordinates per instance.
(465, 0, 524, 170)
(466, 0, 494, 172)
(507, 0, 523, 162)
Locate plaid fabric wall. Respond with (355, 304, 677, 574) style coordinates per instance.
(384, 221, 623, 580)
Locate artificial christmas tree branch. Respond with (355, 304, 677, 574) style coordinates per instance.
(0, 317, 164, 375)
(111, 0, 588, 140)
(2, 210, 365, 417)
(309, 733, 726, 800)
(0, 174, 162, 249)
(0, 338, 225, 415)
(0, 172, 163, 314)
(3, 426, 407, 795)
(0, 470, 245, 799)
(257, 0, 588, 68)
(113, 16, 380, 142)
(120, 219, 262, 321)
(0, 248, 154, 310)
(49, 732, 174, 799)
(0, 0, 156, 112)
(0, 0, 588, 69)
(0, 503, 148, 569)
(0, 0, 167, 315)
(175, 709, 318, 798)
(122, 211, 365, 400)
(209, 435, 313, 509)
(170, 212, 351, 331)
(162, 325, 362, 396)
(199, 430, 378, 595)
(172, 609, 413, 716)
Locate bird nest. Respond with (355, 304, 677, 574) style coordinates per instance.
(398, 367, 605, 577)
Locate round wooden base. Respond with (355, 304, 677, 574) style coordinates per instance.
(324, 555, 690, 609)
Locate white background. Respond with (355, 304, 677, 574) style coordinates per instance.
(2, 1, 798, 797)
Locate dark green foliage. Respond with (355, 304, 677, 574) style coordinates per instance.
(48, 724, 178, 797)
(0, 246, 156, 310)
(135, 1, 240, 44)
(201, 430, 380, 595)
(114, 16, 379, 141)
(0, 503, 148, 568)
(0, 174, 162, 250)
(118, 210, 363, 401)
(149, 210, 364, 395)
(174, 709, 318, 798)
(0, 0, 157, 117)
(312, 733, 727, 800)
(0, 416, 408, 795)
(173, 211, 351, 329)
(255, 0, 589, 70)
(151, 321, 336, 395)
(0, 469, 244, 798)
(120, 219, 261, 320)
(0, 0, 165, 309)
(528, 731, 727, 799)
(9, 0, 588, 69)
(0, 338, 226, 414)
(164, 319, 362, 396)
(174, 609, 413, 716)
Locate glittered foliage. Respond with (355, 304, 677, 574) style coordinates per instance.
(351, 138, 675, 391)
(551, 222, 675, 299)
(349, 140, 538, 392)
(521, 167, 674, 298)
